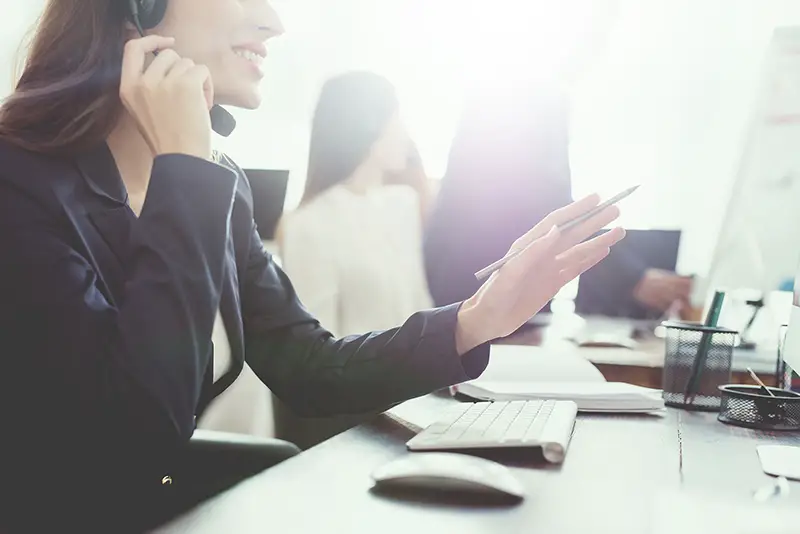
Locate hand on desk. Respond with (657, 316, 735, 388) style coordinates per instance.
(455, 195, 626, 353)
(633, 269, 693, 314)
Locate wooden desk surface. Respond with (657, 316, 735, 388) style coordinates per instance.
(155, 394, 800, 534)
(503, 316, 783, 389)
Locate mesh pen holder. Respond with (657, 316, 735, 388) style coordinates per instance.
(661, 321, 737, 411)
(718, 385, 800, 431)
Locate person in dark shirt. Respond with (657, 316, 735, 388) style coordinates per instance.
(424, 80, 691, 317)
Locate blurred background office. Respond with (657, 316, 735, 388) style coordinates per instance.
(7, 0, 800, 441)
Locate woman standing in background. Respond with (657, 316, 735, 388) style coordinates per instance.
(425, 81, 574, 308)
(424, 79, 692, 317)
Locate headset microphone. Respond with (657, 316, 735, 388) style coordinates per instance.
(125, 0, 237, 137)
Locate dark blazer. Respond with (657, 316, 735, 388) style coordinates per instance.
(0, 140, 488, 531)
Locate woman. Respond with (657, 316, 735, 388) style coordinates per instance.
(0, 0, 623, 530)
(279, 71, 432, 337)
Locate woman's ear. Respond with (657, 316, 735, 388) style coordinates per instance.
(122, 23, 142, 41)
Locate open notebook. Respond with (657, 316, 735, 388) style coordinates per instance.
(453, 381, 665, 412)
(451, 345, 665, 413)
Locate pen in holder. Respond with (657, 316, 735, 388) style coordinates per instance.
(684, 291, 726, 401)
(718, 384, 800, 430)
(661, 321, 737, 411)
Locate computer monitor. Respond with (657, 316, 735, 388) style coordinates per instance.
(694, 27, 800, 303)
(574, 229, 681, 319)
(244, 169, 289, 241)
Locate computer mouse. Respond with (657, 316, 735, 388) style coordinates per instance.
(371, 452, 525, 501)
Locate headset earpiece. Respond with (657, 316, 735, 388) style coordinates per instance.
(128, 0, 168, 31)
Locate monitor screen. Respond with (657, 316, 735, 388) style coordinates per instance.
(574, 229, 681, 319)
(244, 169, 289, 241)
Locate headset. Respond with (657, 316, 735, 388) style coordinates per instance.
(123, 0, 237, 137)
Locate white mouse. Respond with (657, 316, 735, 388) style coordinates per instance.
(371, 452, 525, 500)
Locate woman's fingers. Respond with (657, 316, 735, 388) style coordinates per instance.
(164, 57, 196, 82)
(511, 226, 623, 279)
(120, 35, 175, 88)
(541, 194, 602, 229)
(513, 194, 600, 249)
(558, 245, 612, 286)
(506, 225, 561, 276)
(554, 205, 621, 255)
(142, 48, 182, 85)
(556, 226, 625, 265)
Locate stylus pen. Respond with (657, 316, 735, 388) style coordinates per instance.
(473, 185, 639, 281)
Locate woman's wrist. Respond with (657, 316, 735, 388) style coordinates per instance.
(455, 296, 493, 355)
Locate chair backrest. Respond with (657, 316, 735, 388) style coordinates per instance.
(244, 169, 290, 240)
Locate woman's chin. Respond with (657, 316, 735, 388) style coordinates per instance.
(215, 89, 262, 110)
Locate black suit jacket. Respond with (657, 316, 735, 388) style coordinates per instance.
(0, 141, 488, 530)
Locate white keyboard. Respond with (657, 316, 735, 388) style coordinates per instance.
(406, 400, 578, 464)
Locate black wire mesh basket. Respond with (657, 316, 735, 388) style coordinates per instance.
(661, 321, 737, 411)
(718, 385, 800, 431)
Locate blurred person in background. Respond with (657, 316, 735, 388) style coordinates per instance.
(276, 71, 436, 448)
(424, 1, 691, 319)
(279, 71, 433, 337)
(424, 80, 691, 319)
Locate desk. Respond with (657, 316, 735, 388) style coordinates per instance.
(155, 394, 800, 533)
(504, 315, 783, 389)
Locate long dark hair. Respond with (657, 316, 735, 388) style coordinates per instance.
(300, 71, 399, 205)
(0, 0, 128, 155)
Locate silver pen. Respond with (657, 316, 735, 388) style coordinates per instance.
(474, 185, 639, 281)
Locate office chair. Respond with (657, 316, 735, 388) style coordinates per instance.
(148, 431, 300, 527)
(178, 429, 300, 496)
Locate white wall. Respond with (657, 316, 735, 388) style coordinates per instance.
(6, 1, 800, 283)
(571, 0, 800, 279)
(0, 4, 43, 95)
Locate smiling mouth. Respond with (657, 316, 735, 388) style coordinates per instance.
(233, 48, 265, 68)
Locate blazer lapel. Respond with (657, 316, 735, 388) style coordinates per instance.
(74, 143, 245, 408)
(71, 144, 136, 306)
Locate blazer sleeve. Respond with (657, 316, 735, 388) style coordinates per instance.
(0, 154, 237, 446)
(241, 228, 490, 417)
(278, 212, 341, 337)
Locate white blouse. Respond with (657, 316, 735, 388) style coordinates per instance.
(280, 185, 433, 337)
(195, 311, 272, 438)
(211, 310, 231, 382)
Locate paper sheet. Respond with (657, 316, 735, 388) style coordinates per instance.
(652, 490, 798, 534)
